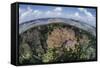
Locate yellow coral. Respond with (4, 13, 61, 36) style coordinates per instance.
(47, 27, 77, 51)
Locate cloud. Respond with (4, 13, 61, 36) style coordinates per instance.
(78, 8, 84, 11)
(45, 7, 62, 17)
(45, 11, 52, 15)
(78, 8, 95, 26)
(78, 8, 93, 17)
(65, 8, 95, 27)
(74, 12, 80, 17)
(19, 6, 95, 27)
(19, 6, 43, 23)
(66, 12, 81, 21)
(54, 7, 62, 12)
(53, 7, 62, 16)
(33, 10, 42, 17)
(19, 6, 64, 23)
(20, 6, 33, 19)
(19, 8, 26, 17)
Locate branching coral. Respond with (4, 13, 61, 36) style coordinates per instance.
(47, 27, 77, 51)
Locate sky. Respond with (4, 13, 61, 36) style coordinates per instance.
(19, 4, 96, 27)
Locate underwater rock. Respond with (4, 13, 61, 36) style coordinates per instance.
(19, 43, 32, 63)
(19, 22, 96, 64)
